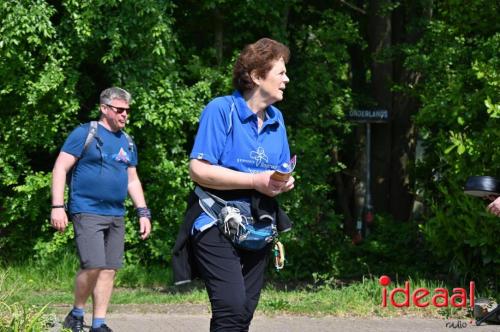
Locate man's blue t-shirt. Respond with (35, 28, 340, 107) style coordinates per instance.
(190, 90, 291, 232)
(62, 123, 138, 216)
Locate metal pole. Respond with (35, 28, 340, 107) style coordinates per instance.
(362, 122, 373, 238)
(366, 123, 372, 209)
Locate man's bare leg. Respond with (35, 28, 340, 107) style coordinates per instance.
(92, 269, 116, 318)
(74, 268, 100, 308)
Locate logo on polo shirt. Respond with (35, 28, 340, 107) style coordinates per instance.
(250, 147, 268, 167)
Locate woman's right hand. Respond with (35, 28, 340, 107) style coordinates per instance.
(252, 171, 293, 197)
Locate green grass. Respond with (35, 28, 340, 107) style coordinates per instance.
(0, 255, 487, 321)
(258, 278, 471, 318)
(0, 271, 58, 331)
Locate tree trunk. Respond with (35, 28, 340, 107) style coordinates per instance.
(368, 0, 393, 214)
(389, 1, 416, 221)
(387, 0, 432, 221)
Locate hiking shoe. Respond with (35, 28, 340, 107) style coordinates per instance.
(89, 324, 113, 332)
(62, 312, 85, 332)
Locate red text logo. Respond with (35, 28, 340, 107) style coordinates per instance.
(379, 275, 475, 308)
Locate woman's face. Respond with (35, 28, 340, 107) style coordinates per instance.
(255, 57, 289, 104)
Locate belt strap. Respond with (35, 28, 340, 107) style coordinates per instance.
(194, 186, 227, 221)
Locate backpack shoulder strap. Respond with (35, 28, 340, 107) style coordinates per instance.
(83, 121, 99, 152)
(67, 121, 98, 189)
(81, 121, 135, 154)
(121, 130, 135, 153)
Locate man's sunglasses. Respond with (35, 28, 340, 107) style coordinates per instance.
(104, 104, 131, 114)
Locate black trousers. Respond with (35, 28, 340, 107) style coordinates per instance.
(192, 226, 270, 332)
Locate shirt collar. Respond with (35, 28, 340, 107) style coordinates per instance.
(232, 90, 280, 127)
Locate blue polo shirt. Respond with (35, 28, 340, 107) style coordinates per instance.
(190, 90, 291, 232)
(62, 123, 138, 216)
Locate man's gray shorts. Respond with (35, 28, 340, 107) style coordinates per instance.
(72, 213, 125, 270)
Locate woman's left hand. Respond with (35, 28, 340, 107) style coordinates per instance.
(270, 176, 295, 196)
(279, 176, 295, 193)
(253, 172, 294, 197)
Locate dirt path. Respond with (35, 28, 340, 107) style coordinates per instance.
(50, 304, 500, 332)
(101, 313, 499, 332)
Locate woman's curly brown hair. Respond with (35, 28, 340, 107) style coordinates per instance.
(233, 38, 290, 93)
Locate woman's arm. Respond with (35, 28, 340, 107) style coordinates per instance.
(189, 159, 292, 197)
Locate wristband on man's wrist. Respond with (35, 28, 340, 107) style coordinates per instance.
(51, 204, 66, 209)
(136, 207, 151, 220)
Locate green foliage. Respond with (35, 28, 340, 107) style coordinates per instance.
(0, 1, 361, 279)
(0, 0, 199, 266)
(405, 3, 500, 285)
(0, 271, 55, 331)
(0, 172, 52, 256)
(421, 185, 500, 282)
(0, 302, 53, 332)
(0, 0, 498, 291)
(337, 214, 435, 279)
(273, 8, 360, 280)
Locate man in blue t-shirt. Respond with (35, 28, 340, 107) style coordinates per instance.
(50, 87, 151, 332)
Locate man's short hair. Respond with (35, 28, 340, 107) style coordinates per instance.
(100, 87, 132, 105)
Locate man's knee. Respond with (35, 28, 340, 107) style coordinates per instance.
(77, 268, 100, 278)
(97, 269, 116, 280)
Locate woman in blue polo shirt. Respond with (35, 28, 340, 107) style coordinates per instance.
(189, 38, 295, 331)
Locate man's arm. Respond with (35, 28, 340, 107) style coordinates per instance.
(51, 152, 78, 232)
(128, 167, 151, 239)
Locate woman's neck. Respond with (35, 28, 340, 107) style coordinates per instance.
(243, 90, 267, 120)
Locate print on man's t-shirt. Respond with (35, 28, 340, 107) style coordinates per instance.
(113, 147, 130, 164)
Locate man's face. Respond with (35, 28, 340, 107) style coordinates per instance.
(101, 99, 130, 131)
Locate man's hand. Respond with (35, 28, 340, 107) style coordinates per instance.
(487, 196, 500, 217)
(51, 208, 68, 232)
(139, 217, 151, 240)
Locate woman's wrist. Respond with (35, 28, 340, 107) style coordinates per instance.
(250, 173, 256, 190)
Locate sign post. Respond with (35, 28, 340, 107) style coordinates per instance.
(346, 109, 389, 241)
